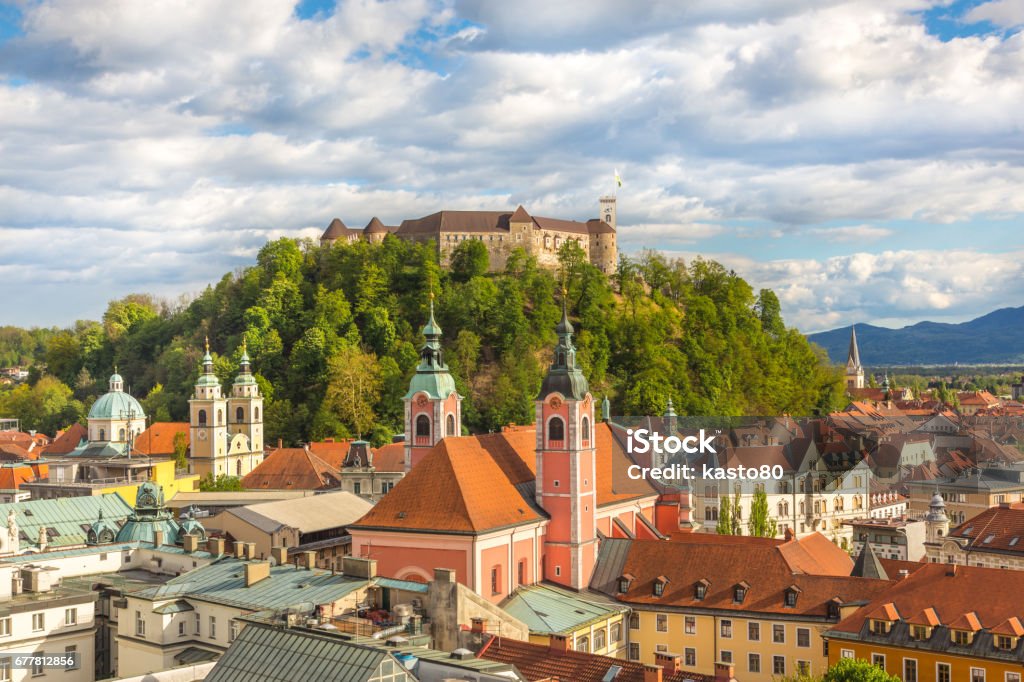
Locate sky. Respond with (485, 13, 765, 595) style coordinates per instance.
(0, 0, 1022, 333)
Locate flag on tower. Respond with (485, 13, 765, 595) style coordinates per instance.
(614, 168, 622, 188)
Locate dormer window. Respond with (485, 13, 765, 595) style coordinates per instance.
(871, 619, 891, 635)
(653, 576, 669, 597)
(734, 581, 750, 604)
(953, 630, 972, 646)
(695, 578, 710, 601)
(910, 625, 930, 641)
(996, 635, 1015, 650)
(618, 574, 634, 594)
(828, 599, 842, 620)
(784, 585, 801, 608)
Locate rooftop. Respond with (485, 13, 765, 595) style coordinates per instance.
(223, 491, 373, 534)
(501, 582, 628, 635)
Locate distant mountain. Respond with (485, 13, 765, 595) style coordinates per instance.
(807, 306, 1024, 366)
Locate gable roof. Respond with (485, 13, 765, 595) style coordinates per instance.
(227, 491, 373, 534)
(0, 492, 134, 550)
(851, 543, 889, 580)
(948, 503, 1024, 555)
(241, 447, 339, 491)
(0, 463, 44, 490)
(478, 633, 713, 682)
(134, 422, 189, 456)
(42, 423, 87, 455)
(368, 442, 405, 472)
(501, 583, 628, 635)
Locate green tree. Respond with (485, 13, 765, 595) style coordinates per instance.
(716, 494, 734, 535)
(823, 657, 901, 682)
(199, 474, 244, 492)
(749, 487, 778, 538)
(449, 240, 490, 282)
(172, 431, 188, 470)
(323, 345, 382, 438)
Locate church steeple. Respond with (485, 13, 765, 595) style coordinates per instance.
(845, 326, 865, 390)
(537, 291, 589, 401)
(403, 292, 461, 472)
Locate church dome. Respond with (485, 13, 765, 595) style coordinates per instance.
(88, 374, 146, 420)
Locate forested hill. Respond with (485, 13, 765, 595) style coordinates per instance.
(808, 306, 1024, 365)
(0, 238, 846, 444)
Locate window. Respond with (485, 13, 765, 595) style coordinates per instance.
(135, 610, 145, 637)
(195, 613, 201, 635)
(254, 406, 260, 421)
(0, 657, 10, 682)
(841, 649, 855, 659)
(230, 620, 241, 642)
(577, 636, 589, 653)
(797, 627, 810, 647)
(910, 625, 928, 640)
(178, 621, 186, 637)
(119, 428, 126, 441)
(684, 648, 696, 667)
(547, 416, 565, 444)
(785, 590, 798, 607)
(32, 613, 44, 631)
(64, 608, 77, 626)
(954, 630, 971, 645)
(685, 616, 696, 634)
(64, 646, 78, 671)
(629, 613, 640, 630)
(653, 580, 665, 597)
(31, 655, 43, 677)
(748, 653, 761, 673)
(872, 654, 885, 668)
(353, 481, 361, 496)
(594, 629, 606, 650)
(446, 414, 456, 436)
(209, 616, 216, 639)
(748, 622, 760, 641)
(721, 650, 732, 664)
(236, 406, 244, 423)
(518, 560, 527, 586)
(628, 643, 640, 660)
(0, 618, 8, 637)
(217, 409, 223, 425)
(99, 428, 105, 440)
(415, 414, 430, 438)
(938, 663, 951, 682)
(611, 623, 622, 642)
(773, 623, 785, 643)
(971, 670, 986, 682)
(773, 656, 786, 676)
(1007, 673, 1021, 682)
(656, 614, 668, 632)
(198, 410, 206, 426)
(798, 661, 811, 675)
(720, 619, 732, 638)
(904, 659, 918, 682)
(997, 635, 1014, 650)
(695, 582, 708, 600)
(490, 566, 501, 595)
(581, 417, 590, 442)
(734, 586, 746, 602)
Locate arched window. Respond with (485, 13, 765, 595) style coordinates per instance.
(236, 407, 244, 423)
(99, 428, 105, 441)
(576, 636, 589, 653)
(254, 406, 260, 421)
(119, 428, 126, 441)
(217, 409, 223, 425)
(236, 460, 242, 476)
(581, 416, 590, 442)
(547, 416, 565, 445)
(594, 630, 606, 650)
(416, 414, 431, 438)
(446, 414, 456, 437)
(198, 410, 207, 426)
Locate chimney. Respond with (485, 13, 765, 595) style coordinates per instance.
(549, 634, 571, 653)
(654, 652, 682, 674)
(153, 529, 165, 547)
(342, 557, 377, 579)
(299, 550, 317, 570)
(278, 438, 283, 449)
(471, 617, 486, 634)
(234, 542, 246, 559)
(642, 664, 663, 682)
(947, 564, 958, 577)
(271, 546, 288, 566)
(245, 561, 270, 587)
(433, 567, 456, 584)
(207, 537, 225, 556)
(715, 663, 737, 682)
(183, 535, 199, 553)
(899, 569, 909, 580)
(784, 527, 794, 541)
(243, 543, 256, 561)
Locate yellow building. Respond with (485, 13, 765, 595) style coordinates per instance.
(23, 454, 198, 504)
(500, 583, 629, 658)
(591, 533, 893, 681)
(825, 562, 1024, 682)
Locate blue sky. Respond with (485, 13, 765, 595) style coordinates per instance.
(0, 0, 1022, 332)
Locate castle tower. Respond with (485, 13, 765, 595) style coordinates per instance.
(189, 338, 228, 477)
(227, 338, 264, 477)
(590, 196, 618, 274)
(845, 326, 865, 390)
(535, 293, 597, 589)
(403, 294, 461, 472)
(926, 491, 950, 544)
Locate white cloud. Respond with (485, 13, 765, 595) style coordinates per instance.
(0, 0, 1022, 327)
(966, 0, 1024, 28)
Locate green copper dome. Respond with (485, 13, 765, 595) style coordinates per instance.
(404, 295, 458, 400)
(88, 374, 145, 420)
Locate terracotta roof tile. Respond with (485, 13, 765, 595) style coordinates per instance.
(305, 440, 355, 468)
(241, 447, 339, 491)
(906, 607, 941, 627)
(42, 423, 87, 455)
(948, 611, 982, 631)
(369, 442, 405, 472)
(477, 634, 714, 682)
(134, 422, 189, 456)
(948, 503, 1024, 554)
(991, 616, 1024, 637)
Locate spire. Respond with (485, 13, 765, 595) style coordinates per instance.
(847, 326, 862, 369)
(404, 291, 457, 400)
(233, 334, 256, 387)
(537, 288, 589, 400)
(196, 337, 220, 388)
(852, 542, 889, 580)
(602, 395, 611, 422)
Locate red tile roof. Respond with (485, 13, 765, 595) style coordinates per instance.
(0, 443, 33, 461)
(948, 503, 1024, 554)
(369, 442, 405, 472)
(134, 422, 189, 456)
(830, 563, 1024, 634)
(43, 423, 87, 455)
(477, 634, 715, 682)
(241, 447, 339, 491)
(0, 463, 43, 490)
(305, 439, 355, 468)
(609, 535, 886, 617)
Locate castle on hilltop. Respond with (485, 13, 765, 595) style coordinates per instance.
(320, 196, 618, 273)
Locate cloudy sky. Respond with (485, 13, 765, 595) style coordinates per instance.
(1, 0, 1022, 332)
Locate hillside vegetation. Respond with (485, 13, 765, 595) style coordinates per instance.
(0, 237, 845, 444)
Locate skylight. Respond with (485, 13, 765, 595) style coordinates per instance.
(983, 534, 995, 544)
(1010, 537, 1019, 547)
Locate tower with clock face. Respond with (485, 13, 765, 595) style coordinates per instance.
(189, 338, 228, 477)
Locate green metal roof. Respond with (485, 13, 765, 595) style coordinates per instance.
(146, 559, 368, 611)
(205, 622, 397, 682)
(500, 583, 627, 636)
(0, 493, 134, 550)
(154, 599, 195, 614)
(373, 577, 429, 594)
(87, 389, 146, 420)
(403, 371, 458, 401)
